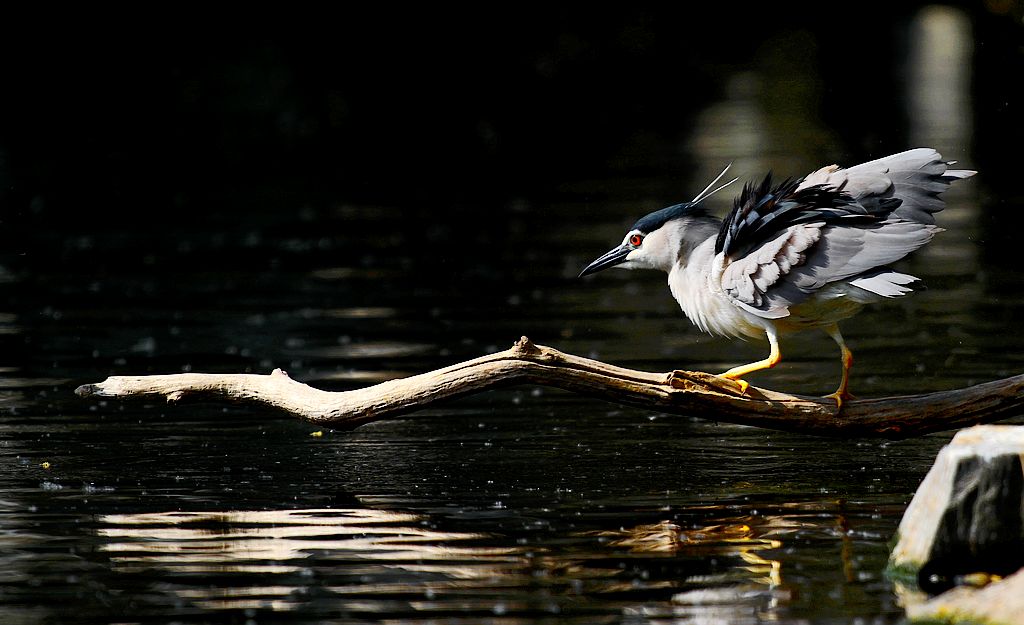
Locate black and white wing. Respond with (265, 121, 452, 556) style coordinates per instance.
(717, 149, 975, 319)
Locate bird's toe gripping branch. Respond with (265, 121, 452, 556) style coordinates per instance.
(722, 376, 751, 395)
(823, 389, 855, 411)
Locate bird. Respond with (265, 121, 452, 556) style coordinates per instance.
(579, 148, 975, 408)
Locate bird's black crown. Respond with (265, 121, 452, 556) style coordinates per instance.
(630, 202, 709, 234)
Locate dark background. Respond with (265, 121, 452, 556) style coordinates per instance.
(2, 4, 1022, 232)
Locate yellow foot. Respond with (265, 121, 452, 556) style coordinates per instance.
(823, 390, 855, 411)
(721, 375, 750, 395)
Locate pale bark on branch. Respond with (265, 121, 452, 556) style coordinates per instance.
(75, 336, 1024, 439)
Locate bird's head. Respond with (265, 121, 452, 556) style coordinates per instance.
(579, 165, 736, 277)
(579, 202, 717, 276)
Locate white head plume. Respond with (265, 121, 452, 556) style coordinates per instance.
(691, 163, 738, 204)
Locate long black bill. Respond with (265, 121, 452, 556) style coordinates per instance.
(579, 244, 631, 277)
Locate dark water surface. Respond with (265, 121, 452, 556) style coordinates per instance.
(3, 5, 1024, 624)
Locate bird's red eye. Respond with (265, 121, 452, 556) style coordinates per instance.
(629, 234, 644, 247)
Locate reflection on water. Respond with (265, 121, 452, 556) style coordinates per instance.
(98, 508, 504, 612)
(99, 509, 495, 572)
(85, 504, 862, 621)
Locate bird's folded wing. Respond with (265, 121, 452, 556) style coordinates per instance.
(719, 223, 823, 318)
(720, 220, 942, 318)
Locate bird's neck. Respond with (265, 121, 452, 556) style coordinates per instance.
(668, 216, 721, 270)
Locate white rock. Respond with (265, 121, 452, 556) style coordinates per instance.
(890, 424, 1024, 577)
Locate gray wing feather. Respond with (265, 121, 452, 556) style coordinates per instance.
(848, 270, 919, 298)
(726, 220, 942, 317)
(779, 221, 941, 292)
(798, 148, 976, 224)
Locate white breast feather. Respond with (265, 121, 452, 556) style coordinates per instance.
(668, 240, 766, 339)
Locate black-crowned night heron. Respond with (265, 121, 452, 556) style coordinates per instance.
(580, 148, 975, 407)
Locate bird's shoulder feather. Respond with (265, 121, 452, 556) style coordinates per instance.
(715, 174, 882, 261)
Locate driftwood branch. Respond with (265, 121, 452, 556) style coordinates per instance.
(75, 336, 1024, 439)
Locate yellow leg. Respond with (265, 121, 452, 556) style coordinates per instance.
(823, 324, 854, 409)
(721, 328, 781, 394)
